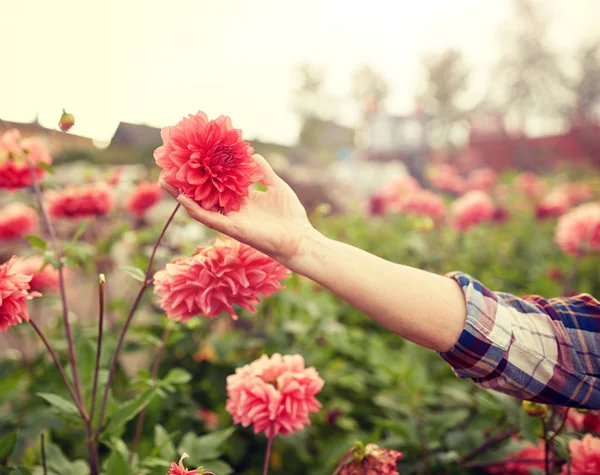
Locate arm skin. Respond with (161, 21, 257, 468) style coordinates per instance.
(159, 154, 467, 353)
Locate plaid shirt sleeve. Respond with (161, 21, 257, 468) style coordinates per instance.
(438, 271, 600, 409)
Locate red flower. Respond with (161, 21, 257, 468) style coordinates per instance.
(487, 441, 546, 475)
(153, 238, 290, 321)
(492, 206, 510, 223)
(395, 189, 446, 224)
(450, 190, 495, 231)
(168, 454, 199, 475)
(0, 129, 52, 191)
(47, 182, 115, 219)
(567, 411, 600, 435)
(12, 256, 60, 292)
(339, 443, 403, 475)
(126, 181, 162, 216)
(561, 434, 600, 475)
(225, 353, 324, 438)
(515, 172, 546, 200)
(0, 256, 40, 332)
(0, 202, 38, 240)
(154, 111, 262, 214)
(368, 193, 387, 217)
(554, 202, 600, 256)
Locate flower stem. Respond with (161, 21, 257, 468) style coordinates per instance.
(41, 433, 47, 475)
(29, 318, 88, 421)
(263, 435, 274, 475)
(128, 324, 172, 463)
(95, 204, 179, 437)
(563, 254, 583, 296)
(460, 428, 520, 464)
(541, 416, 551, 475)
(332, 448, 354, 475)
(27, 159, 83, 408)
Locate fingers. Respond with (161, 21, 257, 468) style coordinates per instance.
(175, 194, 230, 232)
(253, 154, 280, 187)
(159, 179, 179, 198)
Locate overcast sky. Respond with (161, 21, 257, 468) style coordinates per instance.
(2, 0, 599, 146)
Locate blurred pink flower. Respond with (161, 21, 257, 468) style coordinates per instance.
(12, 256, 60, 292)
(106, 167, 122, 186)
(492, 206, 510, 224)
(153, 238, 290, 321)
(395, 189, 446, 223)
(554, 202, 600, 256)
(567, 411, 600, 435)
(226, 353, 324, 438)
(546, 267, 564, 282)
(0, 256, 40, 332)
(126, 181, 162, 216)
(559, 182, 594, 206)
(430, 163, 466, 195)
(339, 444, 403, 475)
(450, 190, 495, 231)
(197, 408, 219, 429)
(167, 454, 199, 475)
(515, 172, 546, 200)
(561, 434, 600, 475)
(0, 129, 52, 191)
(467, 167, 497, 192)
(47, 182, 115, 219)
(535, 190, 571, 220)
(368, 193, 387, 217)
(0, 202, 37, 240)
(154, 111, 261, 214)
(487, 441, 546, 475)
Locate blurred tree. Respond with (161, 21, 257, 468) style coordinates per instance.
(351, 64, 389, 116)
(418, 49, 471, 148)
(569, 41, 600, 122)
(291, 62, 327, 120)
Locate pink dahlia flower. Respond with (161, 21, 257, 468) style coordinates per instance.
(0, 129, 52, 191)
(561, 434, 600, 475)
(0, 256, 40, 332)
(487, 441, 546, 475)
(339, 444, 403, 475)
(226, 353, 324, 438)
(467, 167, 497, 192)
(167, 454, 199, 475)
(154, 111, 262, 214)
(47, 182, 115, 220)
(450, 190, 495, 231)
(554, 202, 600, 256)
(12, 256, 60, 292)
(515, 172, 546, 200)
(567, 410, 600, 435)
(0, 202, 38, 240)
(153, 238, 290, 321)
(395, 189, 446, 224)
(125, 181, 162, 216)
(430, 163, 466, 195)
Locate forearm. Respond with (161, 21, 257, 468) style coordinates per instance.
(287, 229, 467, 352)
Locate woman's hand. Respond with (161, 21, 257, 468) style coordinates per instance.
(159, 154, 314, 266)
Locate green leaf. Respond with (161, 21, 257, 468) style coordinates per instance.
(178, 428, 235, 463)
(103, 441, 132, 475)
(104, 388, 158, 435)
(38, 162, 55, 174)
(26, 235, 47, 251)
(119, 266, 146, 283)
(37, 393, 79, 416)
(0, 432, 17, 461)
(16, 467, 33, 475)
(162, 368, 192, 385)
(201, 460, 233, 475)
(152, 425, 177, 461)
(518, 408, 540, 444)
(71, 220, 89, 242)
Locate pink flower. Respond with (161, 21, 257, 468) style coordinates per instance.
(107, 167, 122, 186)
(515, 172, 546, 199)
(153, 238, 290, 321)
(197, 409, 219, 429)
(154, 111, 262, 214)
(368, 193, 387, 217)
(0, 202, 38, 240)
(561, 434, 600, 475)
(450, 190, 495, 231)
(492, 206, 510, 223)
(339, 444, 403, 475)
(225, 353, 324, 438)
(0, 129, 53, 191)
(126, 181, 162, 216)
(46, 183, 115, 219)
(0, 256, 40, 332)
(12, 256, 60, 292)
(559, 182, 594, 206)
(567, 411, 600, 435)
(554, 202, 600, 256)
(467, 167, 497, 192)
(430, 163, 466, 195)
(487, 442, 546, 475)
(395, 189, 446, 223)
(167, 454, 199, 475)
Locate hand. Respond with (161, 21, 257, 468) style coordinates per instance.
(159, 154, 315, 266)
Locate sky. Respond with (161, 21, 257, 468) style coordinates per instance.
(2, 0, 600, 147)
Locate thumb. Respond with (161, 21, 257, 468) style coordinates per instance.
(158, 179, 179, 199)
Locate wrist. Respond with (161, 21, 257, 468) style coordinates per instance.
(285, 227, 327, 276)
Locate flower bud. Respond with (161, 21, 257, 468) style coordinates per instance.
(522, 400, 548, 417)
(58, 109, 75, 132)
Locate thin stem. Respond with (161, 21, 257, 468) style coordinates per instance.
(41, 433, 47, 475)
(129, 325, 172, 463)
(85, 423, 99, 475)
(27, 159, 83, 407)
(541, 416, 551, 475)
(29, 318, 88, 421)
(548, 409, 570, 444)
(89, 274, 105, 424)
(460, 428, 520, 464)
(95, 204, 180, 437)
(332, 448, 354, 475)
(263, 434, 274, 475)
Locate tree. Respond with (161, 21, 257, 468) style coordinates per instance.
(350, 64, 389, 116)
(291, 62, 327, 120)
(569, 41, 600, 122)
